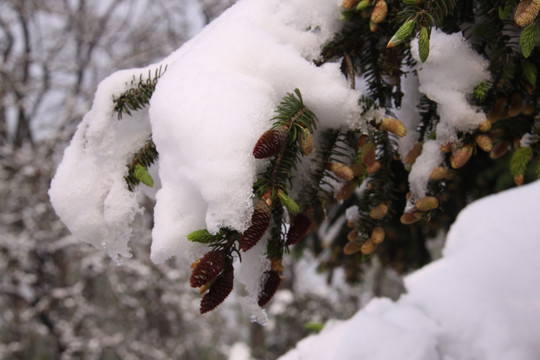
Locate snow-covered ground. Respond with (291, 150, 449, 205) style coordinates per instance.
(279, 180, 540, 360)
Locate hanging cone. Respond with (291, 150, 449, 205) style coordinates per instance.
(200, 265, 234, 314)
(240, 199, 271, 252)
(258, 270, 283, 307)
(286, 208, 313, 245)
(253, 125, 288, 159)
(190, 250, 227, 288)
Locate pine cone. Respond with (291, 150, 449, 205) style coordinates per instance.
(253, 125, 288, 159)
(190, 250, 227, 288)
(240, 200, 271, 252)
(286, 208, 313, 245)
(200, 265, 234, 314)
(258, 271, 282, 307)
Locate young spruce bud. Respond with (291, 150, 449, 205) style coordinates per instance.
(415, 196, 439, 211)
(477, 119, 492, 132)
(476, 135, 493, 152)
(515, 0, 540, 27)
(369, 203, 388, 219)
(361, 240, 376, 255)
(404, 143, 423, 164)
(381, 118, 407, 137)
(418, 26, 430, 63)
(344, 241, 363, 255)
(400, 211, 422, 224)
(387, 19, 416, 48)
(370, 0, 388, 23)
(328, 162, 355, 181)
(298, 127, 314, 156)
(450, 143, 474, 169)
(356, 0, 372, 11)
(342, 0, 359, 10)
(362, 141, 377, 168)
(429, 166, 449, 181)
(370, 227, 385, 244)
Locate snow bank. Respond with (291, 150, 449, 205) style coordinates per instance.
(279, 180, 540, 360)
(49, 0, 362, 265)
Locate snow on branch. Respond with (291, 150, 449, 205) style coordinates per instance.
(50, 0, 540, 320)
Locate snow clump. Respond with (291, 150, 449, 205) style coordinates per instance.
(49, 0, 362, 276)
(279, 180, 540, 360)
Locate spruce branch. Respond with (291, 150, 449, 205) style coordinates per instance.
(254, 89, 318, 198)
(124, 139, 159, 191)
(113, 65, 167, 120)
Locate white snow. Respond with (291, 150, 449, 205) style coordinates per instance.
(408, 139, 444, 199)
(148, 0, 362, 265)
(279, 180, 540, 360)
(404, 29, 491, 199)
(49, 0, 362, 266)
(394, 71, 422, 161)
(49, 69, 156, 262)
(411, 29, 490, 140)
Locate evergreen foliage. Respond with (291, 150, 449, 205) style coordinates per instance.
(113, 65, 167, 120)
(124, 139, 158, 191)
(105, 0, 540, 313)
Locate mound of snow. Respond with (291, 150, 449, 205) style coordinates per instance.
(280, 180, 540, 360)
